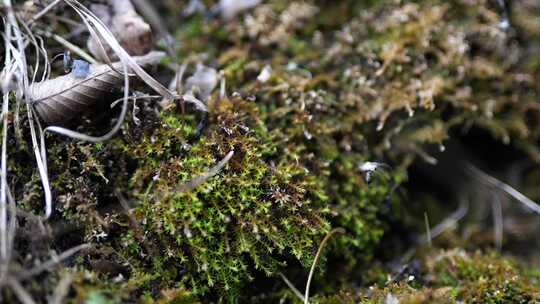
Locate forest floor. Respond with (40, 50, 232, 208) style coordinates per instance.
(1, 0, 540, 303)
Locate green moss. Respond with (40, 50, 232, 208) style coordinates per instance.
(108, 94, 393, 300)
(298, 250, 540, 304)
(37, 83, 393, 301)
(6, 0, 540, 302)
(128, 101, 328, 291)
(428, 250, 539, 303)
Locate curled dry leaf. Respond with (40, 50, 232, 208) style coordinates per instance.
(27, 51, 165, 125)
(88, 0, 153, 61)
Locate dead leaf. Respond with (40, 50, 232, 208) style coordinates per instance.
(28, 51, 165, 125)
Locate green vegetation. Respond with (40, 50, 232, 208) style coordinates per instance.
(3, 0, 540, 302)
(314, 250, 540, 304)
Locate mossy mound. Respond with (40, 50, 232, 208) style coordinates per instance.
(30, 95, 393, 302)
(307, 250, 540, 304)
(119, 99, 337, 296)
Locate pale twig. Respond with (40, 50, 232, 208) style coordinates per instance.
(35, 29, 97, 64)
(35, 35, 51, 82)
(152, 150, 234, 203)
(7, 278, 37, 304)
(50, 273, 74, 304)
(1, 0, 17, 272)
(35, 113, 48, 177)
(279, 272, 305, 302)
(174, 150, 235, 193)
(424, 212, 432, 247)
(420, 197, 469, 242)
(220, 71, 227, 100)
(175, 63, 188, 95)
(182, 93, 209, 113)
(466, 164, 540, 215)
(17, 244, 90, 280)
(27, 105, 53, 218)
(1, 91, 9, 265)
(304, 228, 345, 304)
(491, 193, 503, 251)
(29, 0, 62, 24)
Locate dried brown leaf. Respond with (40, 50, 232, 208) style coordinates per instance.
(28, 51, 165, 125)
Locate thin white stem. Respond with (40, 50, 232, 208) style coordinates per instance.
(6, 182, 16, 268)
(491, 193, 504, 251)
(220, 73, 226, 100)
(17, 244, 90, 280)
(29, 0, 63, 24)
(424, 212, 432, 247)
(8, 278, 37, 304)
(1, 92, 9, 262)
(279, 272, 305, 302)
(174, 150, 234, 193)
(1, 0, 15, 268)
(36, 29, 97, 64)
(304, 228, 345, 304)
(51, 273, 74, 304)
(27, 106, 53, 218)
(421, 197, 469, 242)
(175, 63, 188, 95)
(466, 164, 540, 214)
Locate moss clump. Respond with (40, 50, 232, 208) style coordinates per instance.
(373, 250, 540, 304)
(299, 250, 540, 304)
(5, 0, 540, 302)
(120, 98, 332, 296)
(427, 250, 539, 303)
(28, 91, 393, 301)
(210, 0, 540, 165)
(109, 93, 393, 299)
